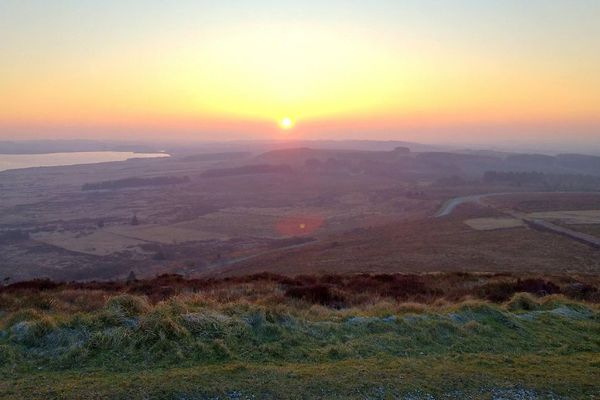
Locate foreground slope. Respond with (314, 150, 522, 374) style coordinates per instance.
(1, 273, 599, 399)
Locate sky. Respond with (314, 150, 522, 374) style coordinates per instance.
(1, 0, 599, 148)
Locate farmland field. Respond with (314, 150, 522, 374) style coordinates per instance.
(33, 230, 147, 256)
(464, 217, 525, 231)
(106, 225, 228, 244)
(213, 202, 600, 277)
(527, 210, 600, 224)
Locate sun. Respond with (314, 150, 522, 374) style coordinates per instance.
(279, 117, 294, 130)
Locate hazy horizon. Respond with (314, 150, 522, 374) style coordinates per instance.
(2, 136, 600, 156)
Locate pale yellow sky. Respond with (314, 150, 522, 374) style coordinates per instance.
(1, 1, 599, 145)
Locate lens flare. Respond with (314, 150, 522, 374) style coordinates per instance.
(275, 215, 324, 237)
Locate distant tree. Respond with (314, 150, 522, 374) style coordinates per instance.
(126, 271, 137, 282)
(82, 175, 190, 191)
(200, 164, 292, 178)
(305, 158, 322, 169)
(435, 175, 467, 186)
(393, 146, 410, 154)
(131, 214, 139, 226)
(153, 249, 166, 261)
(0, 230, 29, 244)
(97, 219, 105, 228)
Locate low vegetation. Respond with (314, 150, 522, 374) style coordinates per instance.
(181, 152, 251, 162)
(483, 170, 600, 190)
(199, 164, 293, 178)
(82, 176, 190, 191)
(1, 273, 598, 399)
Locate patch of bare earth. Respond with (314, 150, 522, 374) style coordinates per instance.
(465, 218, 525, 231)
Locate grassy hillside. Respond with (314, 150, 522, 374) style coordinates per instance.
(1, 273, 599, 399)
(215, 204, 600, 277)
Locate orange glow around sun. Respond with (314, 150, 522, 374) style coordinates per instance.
(1, 6, 599, 142)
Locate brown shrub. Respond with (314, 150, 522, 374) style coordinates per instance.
(478, 278, 561, 302)
(4, 279, 61, 291)
(517, 278, 560, 296)
(2, 272, 597, 311)
(284, 285, 346, 307)
(343, 274, 439, 301)
(562, 283, 599, 302)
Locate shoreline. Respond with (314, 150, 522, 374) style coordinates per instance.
(0, 151, 170, 173)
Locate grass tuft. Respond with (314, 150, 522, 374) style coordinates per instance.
(105, 294, 150, 317)
(506, 293, 540, 311)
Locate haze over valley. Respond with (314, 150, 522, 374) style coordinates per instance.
(1, 1, 599, 399)
(3, 139, 600, 282)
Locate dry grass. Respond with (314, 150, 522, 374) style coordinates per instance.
(216, 211, 600, 276)
(106, 225, 227, 244)
(1, 272, 598, 314)
(1, 272, 598, 399)
(464, 217, 525, 231)
(490, 192, 600, 212)
(527, 209, 600, 224)
(32, 230, 146, 256)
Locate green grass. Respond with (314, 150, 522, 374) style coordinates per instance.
(0, 290, 599, 399)
(2, 354, 598, 399)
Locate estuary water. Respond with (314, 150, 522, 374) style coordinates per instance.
(0, 151, 169, 173)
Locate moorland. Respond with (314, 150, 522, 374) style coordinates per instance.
(2, 141, 600, 282)
(1, 140, 600, 398)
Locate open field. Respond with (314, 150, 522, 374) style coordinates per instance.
(464, 217, 525, 231)
(106, 225, 229, 244)
(213, 203, 600, 277)
(174, 211, 290, 239)
(527, 210, 600, 224)
(0, 148, 439, 281)
(174, 207, 397, 240)
(33, 230, 148, 256)
(0, 273, 598, 399)
(2, 147, 600, 282)
(568, 224, 600, 237)
(488, 192, 600, 213)
(33, 225, 230, 257)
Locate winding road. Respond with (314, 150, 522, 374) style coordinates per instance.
(434, 193, 511, 217)
(435, 191, 600, 218)
(435, 191, 600, 249)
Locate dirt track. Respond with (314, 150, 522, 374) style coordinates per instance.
(434, 193, 507, 217)
(436, 192, 600, 249)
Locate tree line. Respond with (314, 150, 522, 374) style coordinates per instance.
(82, 176, 190, 191)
